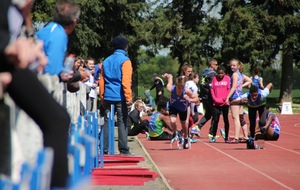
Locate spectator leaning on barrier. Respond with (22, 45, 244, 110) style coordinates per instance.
(1, 0, 71, 188)
(99, 36, 133, 156)
(36, 0, 87, 83)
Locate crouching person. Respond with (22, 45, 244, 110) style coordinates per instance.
(255, 105, 280, 141)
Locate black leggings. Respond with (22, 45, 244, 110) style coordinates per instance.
(212, 105, 229, 137)
(128, 120, 149, 136)
(7, 69, 70, 187)
(248, 105, 265, 138)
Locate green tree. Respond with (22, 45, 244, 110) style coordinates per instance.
(32, 0, 155, 96)
(151, 0, 210, 74)
(137, 53, 178, 88)
(216, 0, 300, 103)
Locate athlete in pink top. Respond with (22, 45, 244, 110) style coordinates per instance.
(210, 66, 231, 142)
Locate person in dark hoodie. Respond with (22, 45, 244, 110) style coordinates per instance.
(197, 58, 218, 138)
(144, 90, 156, 113)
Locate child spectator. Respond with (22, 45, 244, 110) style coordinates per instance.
(148, 101, 173, 140)
(127, 100, 149, 136)
(84, 58, 97, 111)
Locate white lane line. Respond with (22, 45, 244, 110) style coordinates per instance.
(265, 142, 300, 155)
(293, 123, 300, 127)
(281, 131, 300, 138)
(202, 141, 294, 190)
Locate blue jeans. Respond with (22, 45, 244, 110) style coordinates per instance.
(103, 100, 129, 154)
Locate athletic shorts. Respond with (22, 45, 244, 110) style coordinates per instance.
(169, 106, 188, 121)
(149, 132, 171, 140)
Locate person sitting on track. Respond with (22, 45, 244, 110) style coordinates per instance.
(127, 100, 150, 136)
(148, 101, 173, 140)
(255, 105, 280, 141)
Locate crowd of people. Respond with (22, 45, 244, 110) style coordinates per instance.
(139, 58, 280, 150)
(0, 0, 282, 188)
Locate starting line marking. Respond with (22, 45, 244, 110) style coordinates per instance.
(202, 140, 294, 190)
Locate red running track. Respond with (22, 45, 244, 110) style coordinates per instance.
(138, 114, 300, 190)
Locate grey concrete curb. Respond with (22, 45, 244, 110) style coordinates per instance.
(135, 136, 173, 190)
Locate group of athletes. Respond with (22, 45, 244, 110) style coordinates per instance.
(128, 58, 281, 150)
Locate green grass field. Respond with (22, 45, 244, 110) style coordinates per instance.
(137, 87, 300, 113)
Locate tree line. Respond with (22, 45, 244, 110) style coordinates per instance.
(32, 0, 300, 103)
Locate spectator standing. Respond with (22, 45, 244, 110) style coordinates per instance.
(84, 58, 97, 111)
(36, 0, 80, 81)
(1, 0, 71, 187)
(210, 66, 230, 143)
(225, 59, 252, 143)
(197, 58, 218, 138)
(99, 36, 133, 155)
(147, 73, 164, 104)
(180, 63, 193, 77)
(250, 68, 264, 90)
(91, 60, 102, 111)
(93, 60, 102, 82)
(67, 56, 89, 93)
(144, 90, 156, 113)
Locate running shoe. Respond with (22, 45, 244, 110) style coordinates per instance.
(170, 134, 178, 144)
(239, 137, 248, 143)
(220, 128, 226, 140)
(190, 125, 200, 135)
(170, 135, 178, 149)
(229, 138, 239, 144)
(190, 138, 197, 143)
(224, 138, 229, 143)
(183, 138, 190, 149)
(208, 134, 219, 139)
(177, 130, 183, 144)
(209, 137, 216, 143)
(247, 138, 255, 149)
(145, 132, 150, 140)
